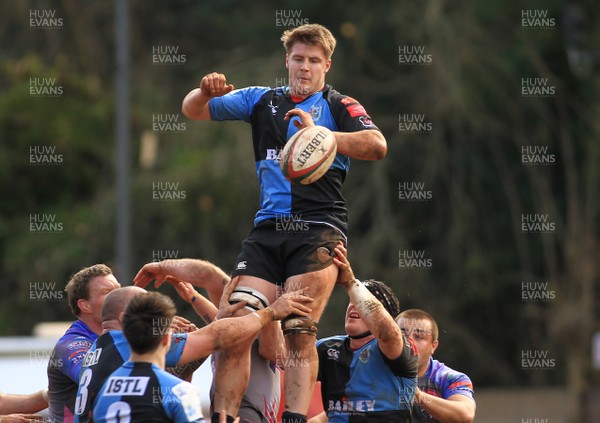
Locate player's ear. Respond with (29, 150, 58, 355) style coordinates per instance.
(285, 53, 290, 69)
(431, 339, 439, 354)
(324, 59, 331, 73)
(162, 332, 171, 348)
(118, 311, 125, 323)
(77, 298, 91, 314)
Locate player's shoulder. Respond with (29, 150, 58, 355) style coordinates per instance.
(55, 331, 94, 354)
(322, 85, 362, 105)
(316, 334, 347, 350)
(429, 358, 471, 382)
(159, 372, 204, 421)
(233, 85, 273, 98)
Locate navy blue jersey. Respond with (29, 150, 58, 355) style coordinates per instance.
(316, 335, 418, 423)
(74, 330, 188, 423)
(93, 361, 204, 423)
(209, 85, 380, 235)
(47, 319, 98, 423)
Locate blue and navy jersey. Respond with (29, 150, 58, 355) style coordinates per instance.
(209, 85, 380, 235)
(47, 319, 98, 423)
(74, 330, 188, 423)
(316, 335, 418, 423)
(93, 361, 205, 423)
(412, 358, 475, 423)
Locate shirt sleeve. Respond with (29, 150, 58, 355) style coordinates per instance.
(380, 336, 418, 378)
(442, 370, 474, 400)
(209, 86, 270, 122)
(166, 333, 188, 367)
(329, 93, 380, 133)
(166, 381, 205, 422)
(60, 337, 94, 382)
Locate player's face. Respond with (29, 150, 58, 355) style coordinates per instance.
(286, 42, 331, 98)
(85, 274, 121, 325)
(397, 317, 438, 374)
(344, 302, 369, 336)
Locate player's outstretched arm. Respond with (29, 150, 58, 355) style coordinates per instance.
(165, 276, 221, 325)
(0, 413, 46, 422)
(182, 72, 234, 120)
(333, 129, 387, 161)
(178, 286, 313, 364)
(0, 389, 48, 415)
(333, 243, 404, 359)
(133, 258, 229, 306)
(414, 389, 475, 423)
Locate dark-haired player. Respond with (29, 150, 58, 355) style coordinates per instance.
(92, 286, 312, 422)
(74, 286, 201, 423)
(92, 292, 204, 423)
(310, 244, 418, 423)
(182, 23, 387, 423)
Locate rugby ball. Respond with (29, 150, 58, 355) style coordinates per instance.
(280, 126, 337, 185)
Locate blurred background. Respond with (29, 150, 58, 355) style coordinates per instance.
(0, 0, 599, 421)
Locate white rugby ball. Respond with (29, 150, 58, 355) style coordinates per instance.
(280, 125, 337, 185)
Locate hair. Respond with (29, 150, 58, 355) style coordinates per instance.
(65, 264, 113, 317)
(122, 291, 176, 355)
(362, 279, 400, 318)
(396, 308, 439, 342)
(281, 23, 337, 59)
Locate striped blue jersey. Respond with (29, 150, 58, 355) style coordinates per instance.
(316, 335, 418, 423)
(93, 361, 204, 423)
(209, 85, 380, 235)
(74, 330, 188, 423)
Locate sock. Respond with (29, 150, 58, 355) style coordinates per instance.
(281, 411, 307, 423)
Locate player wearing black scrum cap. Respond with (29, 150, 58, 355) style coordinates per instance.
(311, 243, 418, 423)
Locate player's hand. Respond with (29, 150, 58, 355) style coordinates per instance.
(269, 289, 313, 320)
(165, 276, 197, 303)
(133, 262, 169, 289)
(171, 316, 197, 334)
(333, 242, 356, 288)
(216, 276, 248, 320)
(200, 72, 234, 98)
(284, 108, 315, 130)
